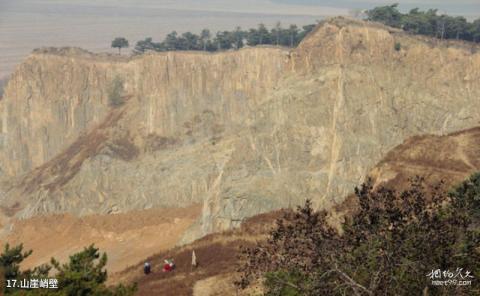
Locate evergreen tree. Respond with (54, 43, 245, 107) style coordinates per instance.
(164, 31, 179, 51)
(181, 32, 199, 50)
(133, 37, 158, 54)
(287, 24, 299, 47)
(401, 8, 436, 36)
(214, 31, 234, 50)
(367, 5, 479, 43)
(132, 22, 318, 55)
(272, 22, 282, 45)
(50, 245, 108, 295)
(257, 24, 271, 45)
(367, 4, 403, 28)
(232, 26, 245, 49)
(200, 29, 211, 51)
(0, 244, 53, 295)
(246, 28, 260, 46)
(111, 37, 129, 55)
(246, 24, 272, 46)
(470, 18, 480, 42)
(449, 16, 469, 40)
(0, 244, 137, 295)
(0, 244, 32, 282)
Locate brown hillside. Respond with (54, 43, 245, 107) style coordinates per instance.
(369, 126, 480, 190)
(111, 211, 281, 296)
(2, 205, 201, 274)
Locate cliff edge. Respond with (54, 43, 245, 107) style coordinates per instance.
(1, 17, 480, 240)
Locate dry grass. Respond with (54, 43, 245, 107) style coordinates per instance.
(371, 126, 480, 191)
(111, 211, 283, 295)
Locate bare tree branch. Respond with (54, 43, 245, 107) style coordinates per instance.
(333, 263, 373, 296)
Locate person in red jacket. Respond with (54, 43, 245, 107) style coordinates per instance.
(162, 259, 175, 272)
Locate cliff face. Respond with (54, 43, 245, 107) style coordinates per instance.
(1, 18, 480, 239)
(0, 47, 288, 176)
(115, 126, 480, 295)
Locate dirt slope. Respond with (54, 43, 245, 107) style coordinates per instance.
(369, 127, 480, 190)
(1, 205, 201, 273)
(110, 211, 280, 296)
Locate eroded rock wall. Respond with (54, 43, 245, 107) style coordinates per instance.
(1, 18, 480, 241)
(0, 48, 289, 177)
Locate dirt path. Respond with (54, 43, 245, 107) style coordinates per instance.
(109, 210, 281, 295)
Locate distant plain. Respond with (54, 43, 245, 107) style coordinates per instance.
(0, 0, 478, 80)
(0, 0, 336, 79)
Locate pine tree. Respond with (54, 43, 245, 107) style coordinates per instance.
(111, 37, 129, 55)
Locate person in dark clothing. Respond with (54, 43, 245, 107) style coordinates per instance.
(144, 262, 151, 275)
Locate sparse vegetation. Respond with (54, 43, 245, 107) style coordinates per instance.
(107, 76, 125, 107)
(368, 4, 480, 43)
(237, 175, 480, 295)
(0, 244, 137, 295)
(394, 42, 401, 51)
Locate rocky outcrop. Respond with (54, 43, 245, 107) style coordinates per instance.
(1, 18, 480, 240)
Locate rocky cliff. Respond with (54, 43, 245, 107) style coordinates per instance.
(114, 125, 480, 296)
(1, 18, 480, 240)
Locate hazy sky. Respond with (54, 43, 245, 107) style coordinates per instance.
(0, 0, 479, 79)
(274, 0, 479, 16)
(2, 1, 478, 17)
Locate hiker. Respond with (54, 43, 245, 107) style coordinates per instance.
(162, 259, 175, 272)
(143, 262, 151, 275)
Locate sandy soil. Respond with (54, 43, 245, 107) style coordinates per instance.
(1, 205, 201, 273)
